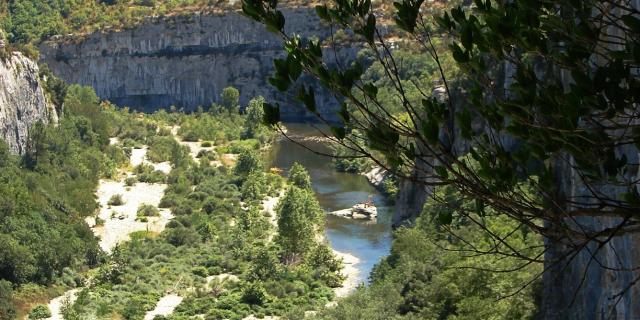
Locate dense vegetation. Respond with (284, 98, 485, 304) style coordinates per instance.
(0, 0, 239, 47)
(315, 172, 542, 319)
(243, 0, 640, 317)
(0, 83, 124, 318)
(62, 109, 343, 319)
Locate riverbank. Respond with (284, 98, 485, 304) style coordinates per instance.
(332, 250, 361, 298)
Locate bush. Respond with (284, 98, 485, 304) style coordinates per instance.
(135, 164, 166, 183)
(192, 266, 209, 277)
(201, 141, 213, 147)
(241, 282, 268, 305)
(124, 177, 137, 186)
(0, 280, 16, 320)
(28, 304, 51, 320)
(137, 204, 159, 218)
(107, 194, 124, 206)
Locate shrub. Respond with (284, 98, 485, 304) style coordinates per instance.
(124, 177, 137, 186)
(192, 266, 209, 277)
(28, 304, 51, 320)
(137, 204, 159, 218)
(135, 164, 166, 183)
(201, 141, 213, 147)
(159, 194, 180, 208)
(241, 282, 268, 305)
(202, 197, 218, 214)
(107, 194, 124, 206)
(171, 204, 193, 216)
(0, 280, 16, 320)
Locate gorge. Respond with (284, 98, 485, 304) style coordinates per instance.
(38, 8, 353, 122)
(1, 1, 639, 319)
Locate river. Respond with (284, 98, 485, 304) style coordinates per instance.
(268, 123, 393, 286)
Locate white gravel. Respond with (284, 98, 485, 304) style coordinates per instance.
(90, 144, 173, 253)
(144, 294, 184, 320)
(44, 289, 79, 320)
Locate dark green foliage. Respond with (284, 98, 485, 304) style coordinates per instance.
(332, 143, 372, 174)
(242, 96, 271, 143)
(4, 0, 64, 43)
(241, 171, 269, 201)
(316, 185, 542, 319)
(234, 149, 262, 178)
(147, 135, 179, 163)
(276, 186, 324, 263)
(287, 162, 312, 190)
(241, 282, 267, 305)
(134, 163, 166, 184)
(221, 86, 240, 113)
(27, 304, 50, 320)
(0, 88, 108, 286)
(0, 280, 16, 320)
(177, 112, 244, 144)
(306, 244, 344, 288)
(136, 204, 159, 217)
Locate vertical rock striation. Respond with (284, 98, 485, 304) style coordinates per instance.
(0, 51, 57, 154)
(39, 9, 355, 121)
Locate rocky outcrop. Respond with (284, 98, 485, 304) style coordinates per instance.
(39, 9, 356, 121)
(0, 51, 57, 154)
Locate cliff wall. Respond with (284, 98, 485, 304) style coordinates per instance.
(0, 51, 57, 154)
(39, 9, 353, 121)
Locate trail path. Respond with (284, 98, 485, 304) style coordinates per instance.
(143, 294, 183, 320)
(44, 289, 79, 320)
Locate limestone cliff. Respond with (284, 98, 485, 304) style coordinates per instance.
(0, 51, 57, 154)
(39, 9, 354, 121)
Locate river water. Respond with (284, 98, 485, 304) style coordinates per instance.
(268, 124, 393, 285)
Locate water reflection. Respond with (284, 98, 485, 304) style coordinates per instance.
(268, 123, 393, 285)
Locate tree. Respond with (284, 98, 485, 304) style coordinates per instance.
(275, 186, 323, 264)
(0, 280, 16, 320)
(234, 149, 262, 178)
(242, 96, 266, 139)
(287, 162, 312, 190)
(220, 86, 240, 113)
(242, 0, 640, 317)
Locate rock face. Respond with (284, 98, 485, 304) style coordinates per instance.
(0, 52, 57, 154)
(39, 9, 353, 121)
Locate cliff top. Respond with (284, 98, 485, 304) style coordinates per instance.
(3, 0, 413, 46)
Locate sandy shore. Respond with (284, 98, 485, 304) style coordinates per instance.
(332, 250, 361, 298)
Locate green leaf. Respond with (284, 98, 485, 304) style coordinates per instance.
(286, 54, 302, 81)
(461, 24, 473, 51)
(362, 14, 376, 43)
(330, 126, 346, 140)
(363, 82, 378, 98)
(262, 102, 280, 126)
(622, 14, 640, 33)
(435, 165, 448, 179)
(421, 120, 439, 144)
(437, 210, 453, 225)
(337, 103, 350, 124)
(475, 199, 486, 217)
(315, 5, 330, 21)
(450, 43, 469, 63)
